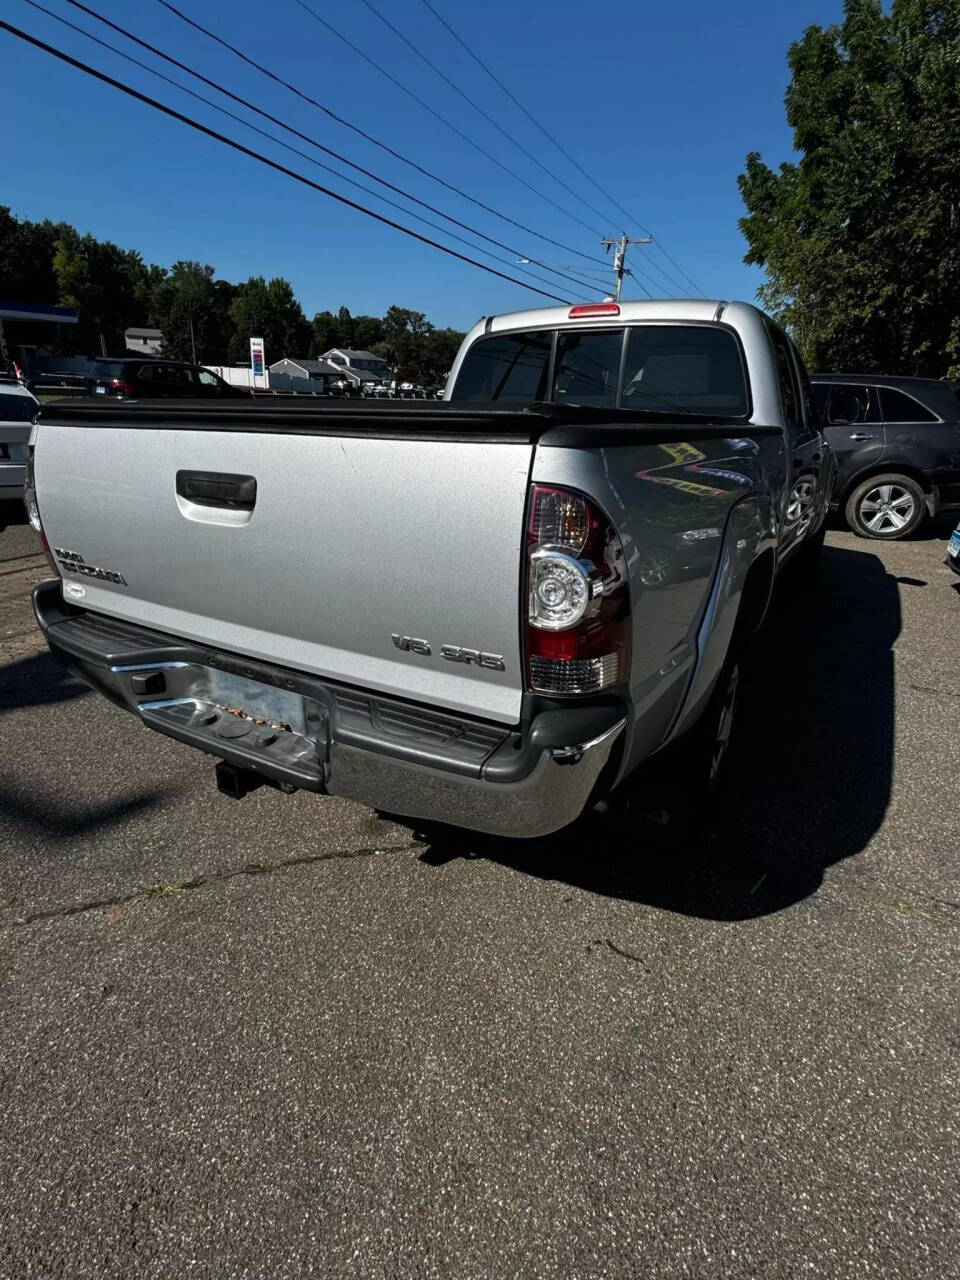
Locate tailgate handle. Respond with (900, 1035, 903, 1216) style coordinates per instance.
(176, 470, 257, 510)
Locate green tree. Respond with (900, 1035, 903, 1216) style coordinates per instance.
(147, 262, 236, 364)
(421, 327, 465, 383)
(375, 305, 434, 377)
(149, 261, 207, 362)
(52, 227, 150, 354)
(351, 314, 384, 351)
(738, 0, 960, 377)
(0, 207, 62, 305)
(228, 276, 310, 364)
(311, 309, 341, 355)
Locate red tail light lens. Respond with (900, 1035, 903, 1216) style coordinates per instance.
(110, 379, 136, 396)
(525, 485, 629, 695)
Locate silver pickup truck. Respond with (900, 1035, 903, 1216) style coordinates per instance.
(27, 300, 833, 838)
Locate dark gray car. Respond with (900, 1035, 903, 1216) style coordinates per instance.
(811, 373, 960, 538)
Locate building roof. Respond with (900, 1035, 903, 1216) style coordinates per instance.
(125, 327, 163, 340)
(0, 300, 78, 324)
(269, 357, 344, 377)
(322, 348, 385, 362)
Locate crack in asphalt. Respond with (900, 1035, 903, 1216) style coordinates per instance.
(9, 839, 420, 927)
(821, 878, 960, 928)
(908, 682, 960, 700)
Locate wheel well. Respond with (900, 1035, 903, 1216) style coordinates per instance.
(840, 462, 931, 507)
(738, 548, 775, 637)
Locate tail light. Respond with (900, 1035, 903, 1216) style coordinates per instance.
(23, 449, 60, 576)
(23, 450, 41, 533)
(525, 485, 629, 695)
(110, 379, 136, 396)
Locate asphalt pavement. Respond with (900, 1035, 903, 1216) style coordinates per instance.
(1, 499, 958, 1279)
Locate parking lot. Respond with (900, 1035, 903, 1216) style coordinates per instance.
(1, 502, 958, 1278)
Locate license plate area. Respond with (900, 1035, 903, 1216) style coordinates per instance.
(200, 667, 313, 735)
(126, 662, 329, 790)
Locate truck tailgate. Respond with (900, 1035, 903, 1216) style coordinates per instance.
(35, 421, 534, 724)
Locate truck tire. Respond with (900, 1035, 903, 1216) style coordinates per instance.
(610, 631, 750, 842)
(780, 522, 825, 596)
(845, 473, 926, 540)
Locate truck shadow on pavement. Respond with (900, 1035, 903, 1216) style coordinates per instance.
(0, 651, 90, 714)
(418, 544, 900, 920)
(0, 780, 176, 844)
(0, 653, 181, 848)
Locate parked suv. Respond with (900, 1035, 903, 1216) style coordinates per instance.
(85, 358, 252, 400)
(811, 373, 960, 539)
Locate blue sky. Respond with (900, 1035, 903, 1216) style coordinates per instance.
(4, 0, 844, 329)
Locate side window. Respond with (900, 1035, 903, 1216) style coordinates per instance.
(449, 331, 551, 402)
(198, 369, 220, 387)
(879, 386, 939, 424)
(824, 384, 877, 426)
(552, 329, 622, 407)
(767, 324, 801, 434)
(158, 366, 193, 390)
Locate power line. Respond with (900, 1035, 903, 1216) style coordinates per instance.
(26, 1, 594, 303)
(417, 0, 708, 297)
(146, 0, 611, 271)
(624, 269, 654, 300)
(0, 20, 573, 304)
(354, 0, 611, 230)
(288, 0, 603, 240)
(618, 251, 682, 297)
(620, 245, 696, 297)
(54, 1, 598, 299)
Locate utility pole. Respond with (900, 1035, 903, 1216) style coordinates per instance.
(601, 234, 653, 302)
(189, 312, 197, 365)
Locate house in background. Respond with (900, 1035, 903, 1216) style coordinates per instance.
(124, 327, 164, 355)
(320, 348, 392, 390)
(268, 356, 345, 393)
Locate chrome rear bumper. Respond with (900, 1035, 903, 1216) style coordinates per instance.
(34, 581, 625, 838)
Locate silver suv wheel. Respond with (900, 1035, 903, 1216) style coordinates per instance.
(859, 483, 916, 534)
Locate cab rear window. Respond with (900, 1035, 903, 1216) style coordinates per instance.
(621, 327, 748, 416)
(450, 331, 551, 403)
(451, 324, 748, 415)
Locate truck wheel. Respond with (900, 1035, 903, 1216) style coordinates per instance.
(612, 636, 749, 840)
(845, 474, 926, 539)
(781, 523, 825, 596)
(697, 645, 745, 795)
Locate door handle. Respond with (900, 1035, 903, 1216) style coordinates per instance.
(176, 470, 257, 510)
(849, 432, 875, 441)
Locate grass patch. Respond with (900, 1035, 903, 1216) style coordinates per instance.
(141, 881, 184, 899)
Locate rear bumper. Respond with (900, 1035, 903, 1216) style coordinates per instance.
(34, 581, 625, 838)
